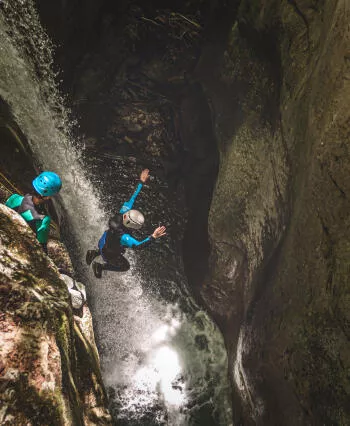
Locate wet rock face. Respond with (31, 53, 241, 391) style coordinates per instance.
(0, 204, 111, 425)
(197, 0, 350, 424)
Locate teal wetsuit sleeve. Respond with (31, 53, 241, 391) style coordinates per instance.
(36, 216, 51, 244)
(5, 194, 24, 209)
(119, 183, 143, 214)
(120, 233, 151, 248)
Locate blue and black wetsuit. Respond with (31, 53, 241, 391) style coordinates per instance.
(89, 182, 153, 272)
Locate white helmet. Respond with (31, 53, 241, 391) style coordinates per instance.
(123, 209, 144, 229)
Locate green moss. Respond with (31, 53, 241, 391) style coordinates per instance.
(74, 322, 108, 403)
(8, 374, 66, 426)
(54, 313, 84, 426)
(1, 170, 110, 424)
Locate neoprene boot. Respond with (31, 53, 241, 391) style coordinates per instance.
(92, 261, 103, 279)
(86, 249, 99, 265)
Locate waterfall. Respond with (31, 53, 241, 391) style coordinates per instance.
(0, 1, 233, 424)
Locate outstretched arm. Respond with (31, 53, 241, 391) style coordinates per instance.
(120, 225, 166, 248)
(120, 234, 151, 248)
(119, 169, 150, 214)
(119, 183, 143, 214)
(151, 226, 166, 239)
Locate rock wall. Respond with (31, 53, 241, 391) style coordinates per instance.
(0, 203, 111, 425)
(30, 0, 350, 423)
(195, 0, 350, 424)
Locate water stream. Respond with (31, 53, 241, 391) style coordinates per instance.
(0, 1, 233, 424)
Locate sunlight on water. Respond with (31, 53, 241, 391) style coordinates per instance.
(151, 319, 181, 344)
(133, 345, 185, 406)
(154, 346, 185, 405)
(130, 317, 186, 407)
(0, 3, 234, 424)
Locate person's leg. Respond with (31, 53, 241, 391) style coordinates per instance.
(86, 249, 100, 265)
(92, 258, 130, 278)
(102, 255, 130, 272)
(88, 230, 108, 267)
(92, 261, 103, 278)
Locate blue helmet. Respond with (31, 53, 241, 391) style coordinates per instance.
(32, 171, 62, 196)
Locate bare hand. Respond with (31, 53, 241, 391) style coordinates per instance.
(140, 169, 150, 183)
(152, 226, 166, 239)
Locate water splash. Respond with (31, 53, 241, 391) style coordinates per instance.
(0, 2, 233, 424)
(0, 1, 105, 254)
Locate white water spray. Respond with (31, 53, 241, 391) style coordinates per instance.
(0, 3, 233, 424)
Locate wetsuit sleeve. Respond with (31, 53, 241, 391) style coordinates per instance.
(120, 233, 152, 248)
(5, 194, 50, 250)
(35, 215, 51, 244)
(119, 183, 143, 214)
(5, 194, 24, 209)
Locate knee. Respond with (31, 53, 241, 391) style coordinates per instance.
(120, 259, 130, 271)
(120, 263, 130, 272)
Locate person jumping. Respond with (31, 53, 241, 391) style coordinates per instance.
(86, 169, 166, 278)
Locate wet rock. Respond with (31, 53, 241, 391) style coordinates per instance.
(47, 239, 75, 276)
(194, 334, 209, 351)
(0, 204, 111, 425)
(194, 1, 350, 424)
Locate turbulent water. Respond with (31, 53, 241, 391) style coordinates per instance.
(0, 1, 233, 424)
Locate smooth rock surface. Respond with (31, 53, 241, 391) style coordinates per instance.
(196, 1, 350, 424)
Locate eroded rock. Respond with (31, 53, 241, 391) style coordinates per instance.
(0, 204, 111, 425)
(196, 1, 350, 424)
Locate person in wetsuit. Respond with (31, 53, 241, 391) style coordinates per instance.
(86, 169, 166, 278)
(5, 171, 62, 253)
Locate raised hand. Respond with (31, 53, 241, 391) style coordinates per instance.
(140, 169, 150, 183)
(152, 226, 166, 239)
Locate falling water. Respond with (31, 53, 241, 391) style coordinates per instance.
(0, 1, 233, 424)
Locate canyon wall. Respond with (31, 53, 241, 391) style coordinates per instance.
(0, 200, 111, 425)
(196, 1, 350, 424)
